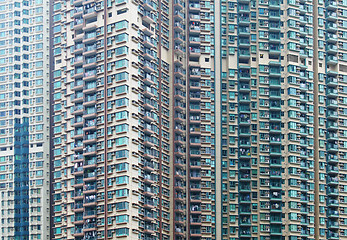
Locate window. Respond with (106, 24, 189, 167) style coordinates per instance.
(115, 110, 128, 120)
(115, 124, 128, 133)
(115, 33, 128, 43)
(115, 20, 128, 30)
(114, 98, 128, 107)
(115, 137, 128, 146)
(115, 189, 129, 198)
(115, 227, 129, 236)
(115, 162, 129, 172)
(115, 150, 129, 159)
(115, 176, 129, 184)
(115, 201, 129, 210)
(115, 46, 128, 56)
(115, 59, 128, 69)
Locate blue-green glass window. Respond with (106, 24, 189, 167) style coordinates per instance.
(115, 33, 128, 43)
(115, 189, 129, 198)
(115, 137, 128, 146)
(114, 98, 128, 107)
(53, 2, 61, 10)
(115, 202, 129, 210)
(115, 163, 129, 172)
(115, 227, 129, 236)
(115, 176, 129, 184)
(230, 204, 236, 211)
(115, 46, 128, 56)
(115, 150, 129, 159)
(115, 59, 128, 69)
(115, 110, 128, 120)
(229, 215, 236, 223)
(115, 124, 128, 133)
(115, 20, 128, 30)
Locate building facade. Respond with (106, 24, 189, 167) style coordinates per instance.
(51, 0, 347, 240)
(0, 0, 51, 239)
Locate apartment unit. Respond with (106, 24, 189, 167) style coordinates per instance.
(0, 0, 51, 240)
(52, 0, 347, 240)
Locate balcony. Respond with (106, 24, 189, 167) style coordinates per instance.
(269, 124, 281, 133)
(240, 218, 251, 225)
(240, 173, 251, 181)
(84, 71, 97, 82)
(174, 10, 184, 22)
(327, 55, 338, 65)
(269, 0, 280, 8)
(270, 227, 281, 235)
(189, 3, 200, 11)
(239, 49, 250, 59)
(327, 154, 338, 164)
(327, 221, 339, 229)
(327, 143, 339, 152)
(190, 229, 201, 236)
(327, 70, 338, 76)
(84, 158, 97, 169)
(239, 229, 251, 237)
(239, 83, 250, 91)
(83, 145, 97, 156)
(73, 6, 83, 18)
(269, 44, 281, 55)
(327, 99, 338, 108)
(327, 187, 339, 196)
(269, 33, 281, 43)
(327, 122, 338, 131)
(326, 1, 337, 10)
(327, 44, 338, 54)
(269, 23, 281, 32)
(239, 16, 250, 25)
(143, 0, 157, 11)
(238, 26, 250, 36)
(190, 194, 201, 202)
(327, 165, 338, 175)
(327, 88, 338, 98)
(142, 10, 157, 24)
(239, 38, 250, 47)
(239, 184, 251, 192)
(270, 169, 281, 178)
(238, 5, 250, 13)
(327, 33, 338, 43)
(269, 79, 281, 87)
(189, 24, 200, 34)
(239, 148, 251, 158)
(189, 68, 201, 79)
(239, 162, 251, 169)
(327, 176, 339, 185)
(269, 114, 281, 122)
(239, 207, 251, 214)
(327, 22, 338, 32)
(144, 200, 156, 209)
(327, 199, 339, 207)
(270, 203, 281, 212)
(327, 232, 339, 240)
(269, 136, 281, 145)
(143, 36, 157, 49)
(327, 209, 339, 218)
(269, 69, 281, 77)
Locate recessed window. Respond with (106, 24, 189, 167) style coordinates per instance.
(117, 8, 128, 15)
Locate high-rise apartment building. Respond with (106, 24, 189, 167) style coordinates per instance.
(0, 0, 51, 239)
(51, 0, 347, 240)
